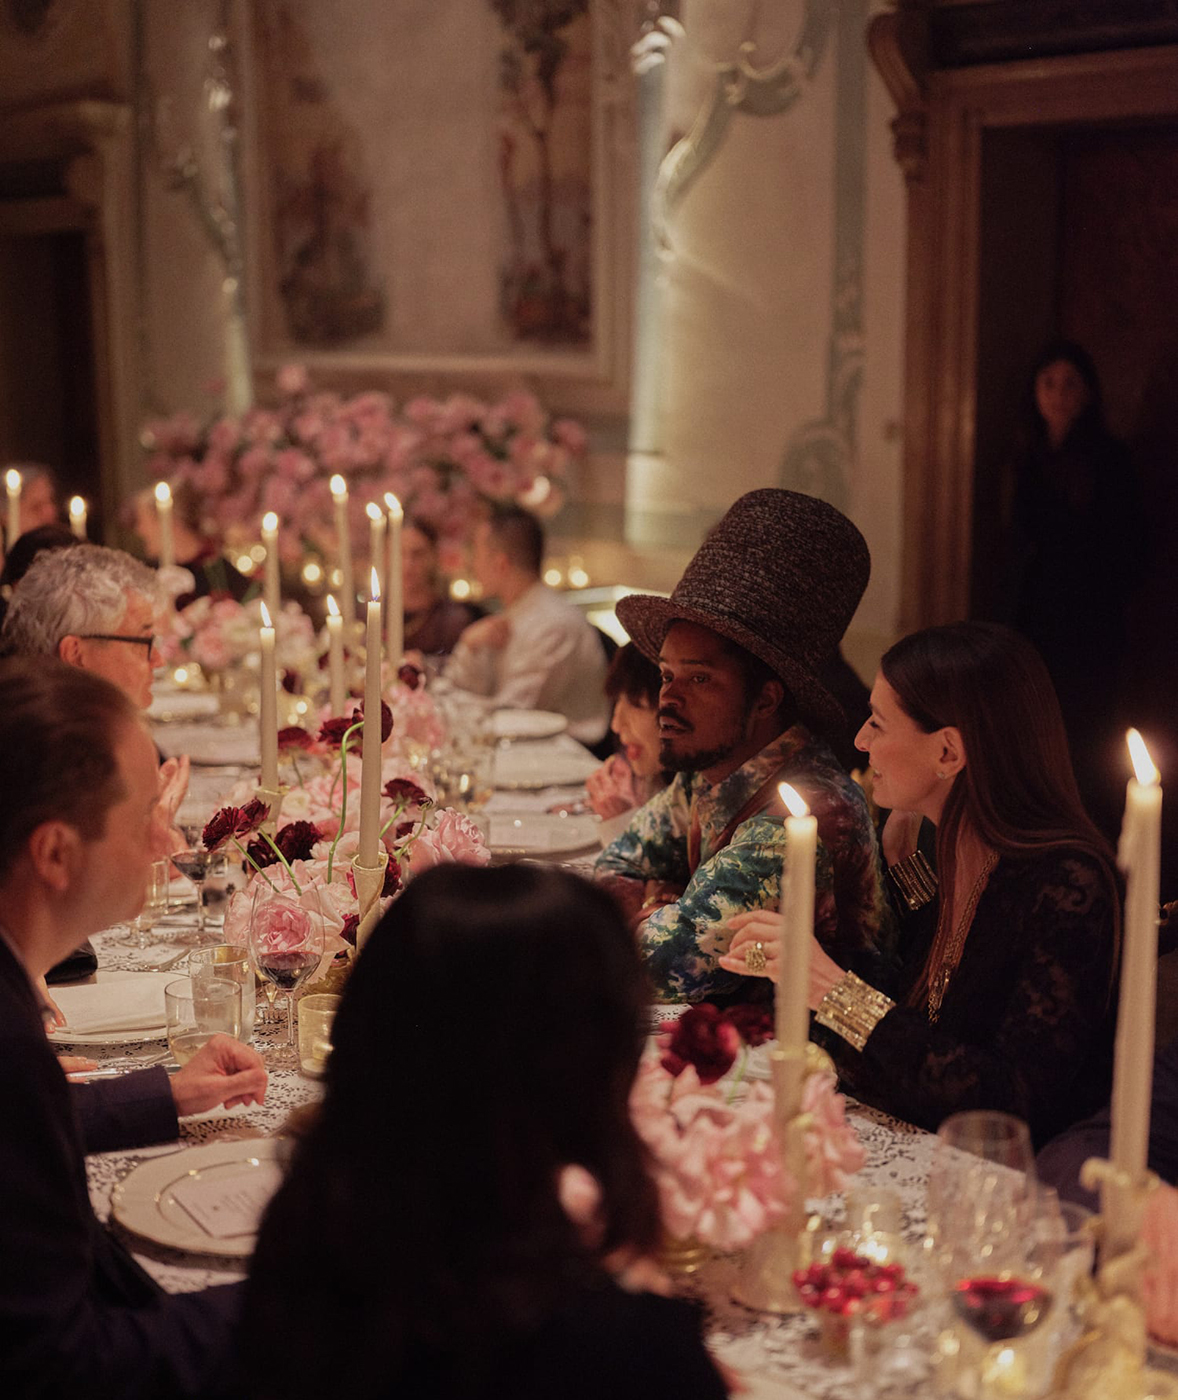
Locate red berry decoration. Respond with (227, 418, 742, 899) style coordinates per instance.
(793, 1248, 919, 1321)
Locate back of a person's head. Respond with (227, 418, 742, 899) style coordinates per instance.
(245, 864, 659, 1396)
(487, 503, 544, 577)
(1, 543, 158, 657)
(881, 621, 1104, 854)
(604, 641, 661, 708)
(0, 656, 135, 882)
(0, 524, 80, 590)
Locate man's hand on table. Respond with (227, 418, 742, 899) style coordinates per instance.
(170, 1033, 268, 1117)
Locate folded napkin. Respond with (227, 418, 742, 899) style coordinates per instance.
(51, 976, 168, 1035)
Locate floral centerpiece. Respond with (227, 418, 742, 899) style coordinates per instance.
(630, 1005, 865, 1254)
(142, 367, 588, 571)
(160, 595, 317, 684)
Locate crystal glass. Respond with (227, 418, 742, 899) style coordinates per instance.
(116, 858, 170, 949)
(164, 973, 242, 1065)
(188, 943, 256, 1040)
(927, 1112, 1052, 1398)
(170, 822, 216, 942)
(297, 993, 341, 1077)
(248, 889, 324, 1069)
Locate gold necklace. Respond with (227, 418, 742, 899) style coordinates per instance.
(927, 849, 999, 1022)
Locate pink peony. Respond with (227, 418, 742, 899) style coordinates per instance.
(801, 1069, 866, 1196)
(406, 809, 490, 873)
(250, 896, 312, 953)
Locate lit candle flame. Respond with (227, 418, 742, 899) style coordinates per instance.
(5, 468, 21, 493)
(262, 511, 278, 533)
(260, 602, 273, 629)
(326, 593, 340, 618)
(69, 496, 85, 518)
(366, 501, 383, 522)
(383, 491, 403, 521)
(1128, 728, 1159, 786)
(370, 567, 381, 602)
(154, 481, 171, 504)
(330, 474, 347, 500)
(779, 782, 809, 819)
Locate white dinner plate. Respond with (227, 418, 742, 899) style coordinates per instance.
(47, 971, 173, 1046)
(112, 1137, 285, 1258)
(490, 709, 568, 741)
(493, 748, 599, 790)
(148, 690, 220, 722)
(488, 813, 600, 857)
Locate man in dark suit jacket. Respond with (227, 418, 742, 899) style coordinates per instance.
(0, 656, 268, 1398)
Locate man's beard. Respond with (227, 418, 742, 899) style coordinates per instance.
(658, 708, 748, 774)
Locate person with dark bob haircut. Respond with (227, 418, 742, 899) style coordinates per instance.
(586, 643, 667, 834)
(242, 864, 727, 1400)
(723, 621, 1121, 1148)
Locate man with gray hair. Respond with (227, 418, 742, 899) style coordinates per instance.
(2, 543, 162, 710)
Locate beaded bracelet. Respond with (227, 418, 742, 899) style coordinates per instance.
(887, 850, 938, 911)
(815, 971, 896, 1052)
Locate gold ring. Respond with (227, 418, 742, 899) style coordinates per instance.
(745, 940, 767, 974)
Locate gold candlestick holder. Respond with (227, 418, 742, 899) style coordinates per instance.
(1049, 1157, 1178, 1399)
(350, 849, 389, 950)
(730, 1042, 830, 1313)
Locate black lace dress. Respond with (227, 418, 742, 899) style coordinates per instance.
(814, 848, 1119, 1149)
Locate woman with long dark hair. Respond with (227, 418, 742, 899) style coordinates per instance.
(242, 864, 726, 1400)
(722, 621, 1120, 1147)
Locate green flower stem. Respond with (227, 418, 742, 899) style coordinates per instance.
(389, 804, 433, 862)
(725, 1045, 750, 1106)
(378, 799, 407, 839)
(231, 836, 282, 895)
(259, 829, 303, 896)
(289, 753, 305, 789)
(326, 719, 363, 885)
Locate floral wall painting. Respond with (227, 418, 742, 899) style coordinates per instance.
(490, 0, 593, 345)
(247, 0, 610, 377)
(253, 3, 386, 347)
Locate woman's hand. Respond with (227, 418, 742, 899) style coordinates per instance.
(721, 911, 847, 1008)
(585, 755, 639, 820)
(881, 808, 923, 867)
(36, 975, 65, 1028)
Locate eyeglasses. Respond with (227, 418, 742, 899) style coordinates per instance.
(76, 633, 156, 653)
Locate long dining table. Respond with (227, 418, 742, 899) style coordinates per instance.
(64, 707, 952, 1399)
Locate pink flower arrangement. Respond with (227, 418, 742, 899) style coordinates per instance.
(160, 596, 316, 679)
(142, 367, 585, 561)
(405, 808, 491, 873)
(800, 1067, 866, 1196)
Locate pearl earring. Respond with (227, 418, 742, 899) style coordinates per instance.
(937, 770, 948, 780)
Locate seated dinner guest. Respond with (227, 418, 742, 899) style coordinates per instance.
(242, 864, 728, 1400)
(444, 503, 608, 744)
(402, 515, 482, 657)
(595, 489, 886, 1004)
(722, 621, 1121, 1149)
(0, 658, 268, 1398)
(586, 643, 666, 841)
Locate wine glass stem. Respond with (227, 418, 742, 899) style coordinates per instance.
(285, 990, 295, 1048)
(194, 879, 205, 932)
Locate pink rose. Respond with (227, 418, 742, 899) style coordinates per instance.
(406, 809, 490, 872)
(251, 898, 312, 954)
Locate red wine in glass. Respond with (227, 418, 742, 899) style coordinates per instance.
(256, 950, 320, 991)
(952, 1277, 1053, 1343)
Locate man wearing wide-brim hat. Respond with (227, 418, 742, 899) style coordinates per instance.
(595, 489, 888, 1003)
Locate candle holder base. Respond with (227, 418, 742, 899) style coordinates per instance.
(254, 785, 286, 836)
(351, 851, 389, 950)
(1049, 1159, 1178, 1399)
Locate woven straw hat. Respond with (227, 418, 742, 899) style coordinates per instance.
(616, 489, 870, 729)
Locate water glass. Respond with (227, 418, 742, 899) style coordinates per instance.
(164, 974, 242, 1065)
(297, 994, 341, 1077)
(188, 943, 256, 1040)
(117, 858, 170, 949)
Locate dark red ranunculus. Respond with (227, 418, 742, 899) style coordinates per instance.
(383, 777, 428, 808)
(277, 726, 316, 751)
(203, 806, 242, 852)
(275, 820, 321, 862)
(658, 1004, 741, 1085)
(382, 860, 403, 897)
(397, 662, 423, 691)
(374, 699, 394, 742)
(245, 836, 279, 870)
(340, 913, 359, 947)
(318, 710, 363, 749)
(393, 819, 416, 841)
(724, 1004, 775, 1049)
(234, 799, 270, 837)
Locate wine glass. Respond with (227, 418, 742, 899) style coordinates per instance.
(116, 858, 169, 949)
(170, 823, 216, 943)
(928, 1112, 1051, 1395)
(248, 889, 324, 1069)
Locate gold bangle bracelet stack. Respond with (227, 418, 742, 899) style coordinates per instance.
(815, 971, 896, 1052)
(887, 850, 937, 911)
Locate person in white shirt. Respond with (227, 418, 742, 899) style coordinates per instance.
(445, 504, 609, 745)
